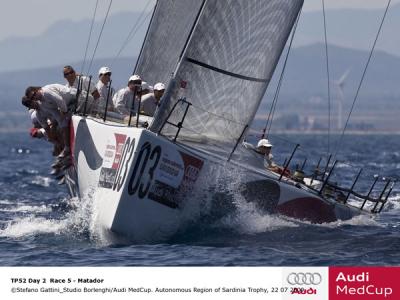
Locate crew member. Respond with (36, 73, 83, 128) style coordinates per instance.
(113, 75, 142, 116)
(96, 66, 115, 112)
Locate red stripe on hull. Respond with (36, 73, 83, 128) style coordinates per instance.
(277, 197, 337, 223)
(70, 120, 75, 162)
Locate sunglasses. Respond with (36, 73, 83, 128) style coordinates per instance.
(102, 72, 112, 76)
(63, 71, 74, 77)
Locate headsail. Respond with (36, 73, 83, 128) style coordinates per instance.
(134, 0, 204, 87)
(151, 0, 304, 153)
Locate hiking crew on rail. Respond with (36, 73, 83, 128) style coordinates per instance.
(22, 65, 166, 184)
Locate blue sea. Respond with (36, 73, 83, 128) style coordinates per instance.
(0, 132, 399, 266)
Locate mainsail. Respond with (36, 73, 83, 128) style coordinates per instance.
(146, 0, 304, 154)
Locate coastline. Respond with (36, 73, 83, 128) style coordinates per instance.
(4, 127, 400, 135)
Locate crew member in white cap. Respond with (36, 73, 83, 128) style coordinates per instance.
(140, 82, 165, 116)
(153, 82, 165, 102)
(112, 74, 142, 116)
(243, 138, 285, 174)
(96, 66, 115, 112)
(256, 139, 275, 168)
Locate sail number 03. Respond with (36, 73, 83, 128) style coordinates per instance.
(113, 138, 162, 199)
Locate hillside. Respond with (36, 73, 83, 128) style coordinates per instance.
(1, 4, 400, 72)
(1, 43, 399, 133)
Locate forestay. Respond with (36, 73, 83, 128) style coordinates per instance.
(151, 0, 304, 154)
(134, 0, 203, 88)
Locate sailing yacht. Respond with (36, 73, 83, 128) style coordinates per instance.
(65, 0, 391, 241)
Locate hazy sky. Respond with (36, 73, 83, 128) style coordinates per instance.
(0, 0, 398, 42)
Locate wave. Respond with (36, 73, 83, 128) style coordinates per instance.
(0, 204, 51, 213)
(0, 216, 65, 238)
(320, 214, 382, 228)
(0, 191, 104, 242)
(0, 199, 13, 205)
(1, 159, 397, 244)
(217, 202, 298, 235)
(31, 176, 53, 187)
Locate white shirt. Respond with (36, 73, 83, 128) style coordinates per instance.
(41, 84, 76, 113)
(242, 141, 275, 168)
(66, 75, 96, 94)
(140, 93, 158, 116)
(33, 109, 51, 129)
(96, 81, 114, 111)
(112, 86, 137, 115)
(29, 109, 41, 128)
(37, 84, 76, 128)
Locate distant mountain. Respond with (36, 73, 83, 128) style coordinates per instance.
(0, 56, 137, 111)
(272, 43, 400, 98)
(1, 5, 400, 72)
(0, 12, 146, 72)
(1, 43, 400, 114)
(295, 3, 400, 56)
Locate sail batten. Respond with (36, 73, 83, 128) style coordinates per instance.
(186, 57, 269, 82)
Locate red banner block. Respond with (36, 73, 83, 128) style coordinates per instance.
(329, 267, 399, 300)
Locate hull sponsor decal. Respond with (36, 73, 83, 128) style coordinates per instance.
(147, 151, 204, 208)
(99, 133, 131, 189)
(127, 142, 162, 199)
(148, 180, 180, 209)
(177, 151, 204, 194)
(112, 137, 135, 192)
(125, 141, 204, 209)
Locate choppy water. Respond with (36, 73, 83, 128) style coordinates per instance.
(0, 132, 399, 266)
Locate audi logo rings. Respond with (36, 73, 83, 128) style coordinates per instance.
(287, 272, 322, 285)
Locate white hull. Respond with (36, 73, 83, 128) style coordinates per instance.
(66, 116, 362, 241)
(68, 116, 205, 241)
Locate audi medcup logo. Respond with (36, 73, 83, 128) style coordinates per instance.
(287, 272, 322, 285)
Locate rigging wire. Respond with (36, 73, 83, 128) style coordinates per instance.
(87, 0, 114, 75)
(111, 0, 154, 67)
(322, 0, 331, 157)
(81, 0, 99, 74)
(262, 9, 302, 139)
(333, 0, 392, 159)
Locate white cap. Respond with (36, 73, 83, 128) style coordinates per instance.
(257, 139, 273, 148)
(98, 66, 111, 75)
(129, 74, 141, 82)
(154, 82, 165, 91)
(141, 81, 150, 91)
